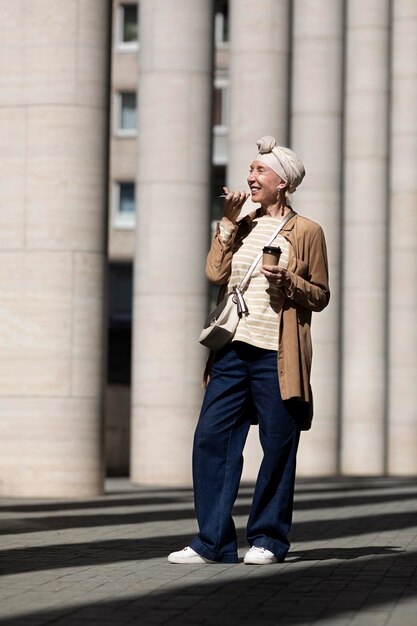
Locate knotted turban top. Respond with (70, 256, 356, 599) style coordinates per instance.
(254, 136, 305, 194)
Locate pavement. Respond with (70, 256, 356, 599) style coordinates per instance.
(1, 476, 417, 626)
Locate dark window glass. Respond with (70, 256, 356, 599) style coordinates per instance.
(107, 263, 133, 385)
(122, 4, 138, 43)
(213, 88, 222, 126)
(120, 92, 137, 130)
(119, 182, 135, 215)
(214, 0, 229, 44)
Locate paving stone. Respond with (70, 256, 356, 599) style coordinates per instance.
(1, 477, 417, 625)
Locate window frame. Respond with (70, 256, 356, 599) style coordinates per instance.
(114, 91, 137, 137)
(213, 75, 230, 132)
(113, 181, 136, 229)
(212, 74, 229, 166)
(116, 2, 139, 52)
(214, 1, 229, 48)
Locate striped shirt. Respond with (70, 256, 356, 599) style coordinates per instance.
(227, 215, 292, 351)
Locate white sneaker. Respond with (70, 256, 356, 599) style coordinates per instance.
(243, 546, 278, 564)
(167, 546, 215, 564)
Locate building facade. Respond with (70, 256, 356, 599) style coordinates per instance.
(0, 0, 416, 497)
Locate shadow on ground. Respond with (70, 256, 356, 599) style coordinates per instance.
(2, 488, 417, 537)
(1, 477, 417, 625)
(0, 548, 416, 625)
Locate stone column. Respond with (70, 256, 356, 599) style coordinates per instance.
(388, 0, 417, 474)
(130, 0, 213, 485)
(0, 0, 110, 497)
(227, 0, 291, 481)
(341, 0, 390, 474)
(291, 0, 344, 476)
(228, 0, 290, 192)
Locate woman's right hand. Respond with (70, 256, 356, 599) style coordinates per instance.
(221, 186, 249, 225)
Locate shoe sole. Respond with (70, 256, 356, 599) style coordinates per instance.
(244, 560, 278, 564)
(167, 555, 215, 564)
(243, 557, 278, 565)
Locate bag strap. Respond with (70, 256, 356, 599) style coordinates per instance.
(238, 210, 295, 291)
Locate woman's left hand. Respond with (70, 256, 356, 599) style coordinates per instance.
(261, 265, 291, 288)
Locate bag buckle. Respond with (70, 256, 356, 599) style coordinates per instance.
(233, 286, 249, 318)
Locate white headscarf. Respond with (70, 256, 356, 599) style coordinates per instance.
(255, 136, 305, 194)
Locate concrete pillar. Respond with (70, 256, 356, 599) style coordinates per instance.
(291, 0, 344, 475)
(228, 0, 290, 192)
(388, 0, 417, 474)
(227, 0, 291, 481)
(131, 0, 213, 485)
(0, 0, 110, 497)
(341, 0, 390, 474)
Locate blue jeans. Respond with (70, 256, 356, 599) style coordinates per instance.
(190, 341, 301, 563)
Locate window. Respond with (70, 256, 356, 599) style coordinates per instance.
(115, 182, 136, 228)
(213, 76, 229, 165)
(118, 3, 138, 49)
(117, 91, 137, 134)
(213, 82, 229, 129)
(107, 263, 133, 385)
(214, 0, 229, 47)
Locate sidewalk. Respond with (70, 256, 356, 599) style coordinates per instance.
(1, 476, 417, 625)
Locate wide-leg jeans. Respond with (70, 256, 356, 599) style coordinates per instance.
(190, 341, 301, 563)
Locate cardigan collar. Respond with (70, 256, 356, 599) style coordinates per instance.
(238, 208, 298, 232)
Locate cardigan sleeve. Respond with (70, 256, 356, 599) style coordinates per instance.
(205, 222, 239, 285)
(285, 226, 330, 312)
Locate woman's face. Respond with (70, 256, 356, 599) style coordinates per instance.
(247, 160, 286, 206)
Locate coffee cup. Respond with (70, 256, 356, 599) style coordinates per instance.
(262, 246, 281, 266)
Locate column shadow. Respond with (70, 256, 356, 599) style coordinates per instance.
(0, 548, 416, 625)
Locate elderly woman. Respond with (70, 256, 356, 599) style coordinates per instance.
(168, 136, 329, 565)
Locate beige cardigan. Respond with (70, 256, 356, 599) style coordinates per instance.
(204, 210, 330, 430)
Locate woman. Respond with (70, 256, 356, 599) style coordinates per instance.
(168, 136, 330, 565)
